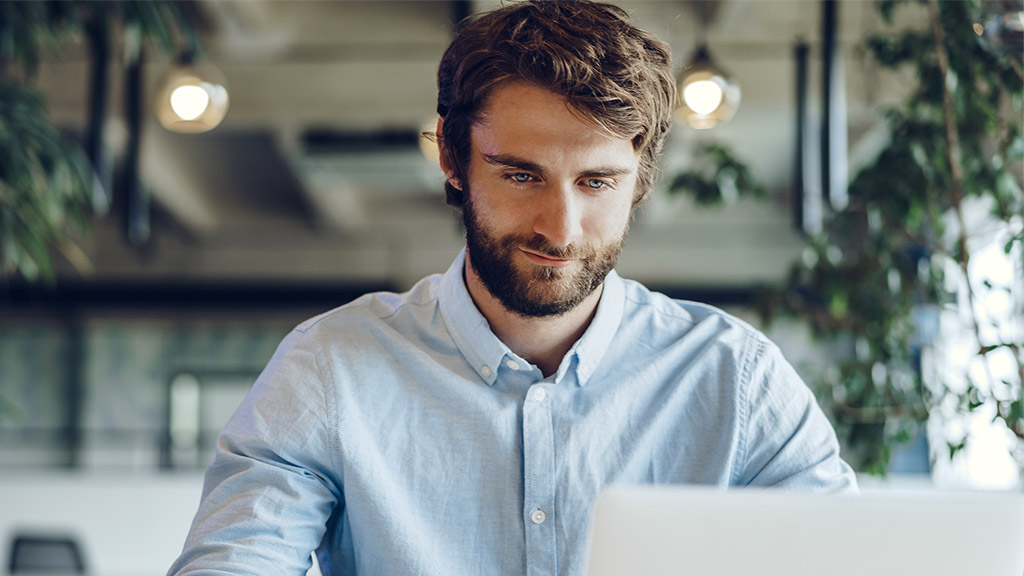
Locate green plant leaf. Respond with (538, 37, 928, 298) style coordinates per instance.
(762, 0, 1024, 474)
(0, 1, 201, 282)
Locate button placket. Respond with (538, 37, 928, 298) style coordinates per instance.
(522, 382, 556, 576)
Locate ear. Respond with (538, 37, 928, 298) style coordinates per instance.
(436, 116, 452, 176)
(436, 116, 462, 190)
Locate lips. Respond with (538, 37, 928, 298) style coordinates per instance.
(520, 248, 574, 268)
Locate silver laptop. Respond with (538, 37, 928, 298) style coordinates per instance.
(584, 484, 1024, 576)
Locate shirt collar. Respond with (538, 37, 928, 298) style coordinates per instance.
(438, 248, 626, 387)
(439, 249, 510, 386)
(571, 267, 625, 386)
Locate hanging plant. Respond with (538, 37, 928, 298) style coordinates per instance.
(0, 1, 198, 282)
(667, 142, 765, 205)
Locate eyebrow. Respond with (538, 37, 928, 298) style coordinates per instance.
(482, 153, 544, 174)
(482, 153, 635, 178)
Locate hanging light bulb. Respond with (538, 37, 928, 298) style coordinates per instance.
(156, 56, 229, 134)
(675, 44, 741, 130)
(169, 85, 210, 120)
(683, 80, 723, 115)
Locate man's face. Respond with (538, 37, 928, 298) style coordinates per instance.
(458, 82, 639, 318)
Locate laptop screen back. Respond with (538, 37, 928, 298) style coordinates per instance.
(584, 484, 1024, 576)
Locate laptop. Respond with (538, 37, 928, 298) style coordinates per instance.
(584, 484, 1024, 576)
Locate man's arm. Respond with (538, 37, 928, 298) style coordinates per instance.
(168, 328, 342, 575)
(733, 336, 859, 493)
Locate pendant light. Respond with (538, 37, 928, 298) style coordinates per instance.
(155, 51, 229, 134)
(675, 44, 741, 129)
(674, 2, 741, 130)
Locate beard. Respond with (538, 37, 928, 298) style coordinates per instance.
(463, 196, 628, 318)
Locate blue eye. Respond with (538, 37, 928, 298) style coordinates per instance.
(584, 179, 607, 190)
(511, 173, 532, 183)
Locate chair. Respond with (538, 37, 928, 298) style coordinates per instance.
(8, 534, 86, 574)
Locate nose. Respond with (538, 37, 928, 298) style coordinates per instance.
(532, 183, 583, 248)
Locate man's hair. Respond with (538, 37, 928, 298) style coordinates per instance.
(435, 0, 676, 208)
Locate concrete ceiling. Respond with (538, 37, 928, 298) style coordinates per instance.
(33, 0, 923, 289)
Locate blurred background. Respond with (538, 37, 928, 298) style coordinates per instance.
(0, 0, 1021, 574)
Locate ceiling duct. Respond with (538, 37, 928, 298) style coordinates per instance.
(290, 128, 444, 198)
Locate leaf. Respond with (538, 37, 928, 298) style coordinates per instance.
(878, 0, 898, 23)
(966, 383, 985, 411)
(829, 292, 849, 318)
(0, 82, 91, 281)
(1009, 400, 1024, 423)
(978, 343, 1011, 355)
(947, 438, 968, 460)
(0, 390, 25, 424)
(1005, 234, 1021, 254)
(666, 143, 764, 205)
(0, 1, 201, 282)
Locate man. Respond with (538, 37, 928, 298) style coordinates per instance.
(168, 1, 857, 575)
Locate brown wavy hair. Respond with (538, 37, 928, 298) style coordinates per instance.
(435, 0, 676, 209)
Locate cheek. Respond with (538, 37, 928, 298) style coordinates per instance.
(468, 180, 534, 231)
(478, 189, 513, 217)
(467, 187, 517, 236)
(580, 212, 624, 247)
(587, 196, 633, 240)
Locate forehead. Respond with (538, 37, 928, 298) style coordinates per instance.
(472, 82, 638, 165)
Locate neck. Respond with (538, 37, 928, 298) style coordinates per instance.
(464, 257, 602, 378)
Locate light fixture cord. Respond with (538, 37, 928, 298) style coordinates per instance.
(690, 0, 715, 48)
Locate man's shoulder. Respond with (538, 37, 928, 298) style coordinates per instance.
(618, 277, 764, 341)
(294, 273, 443, 337)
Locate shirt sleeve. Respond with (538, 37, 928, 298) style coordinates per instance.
(167, 326, 342, 576)
(734, 334, 859, 493)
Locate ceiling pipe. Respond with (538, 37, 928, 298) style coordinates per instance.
(452, 0, 473, 26)
(821, 0, 849, 212)
(85, 16, 112, 215)
(122, 26, 150, 246)
(794, 40, 822, 235)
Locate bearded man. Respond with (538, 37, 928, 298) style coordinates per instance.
(169, 2, 857, 575)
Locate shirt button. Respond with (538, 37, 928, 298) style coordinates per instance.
(506, 359, 520, 371)
(531, 388, 547, 403)
(481, 366, 492, 378)
(531, 509, 547, 524)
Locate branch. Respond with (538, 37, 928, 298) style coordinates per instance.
(1008, 57, 1023, 85)
(927, 0, 1002, 391)
(833, 401, 929, 424)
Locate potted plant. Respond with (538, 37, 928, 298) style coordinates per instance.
(767, 0, 1022, 478)
(0, 1, 197, 282)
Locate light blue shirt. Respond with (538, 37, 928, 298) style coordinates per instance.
(169, 249, 857, 576)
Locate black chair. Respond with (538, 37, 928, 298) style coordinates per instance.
(8, 534, 86, 574)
